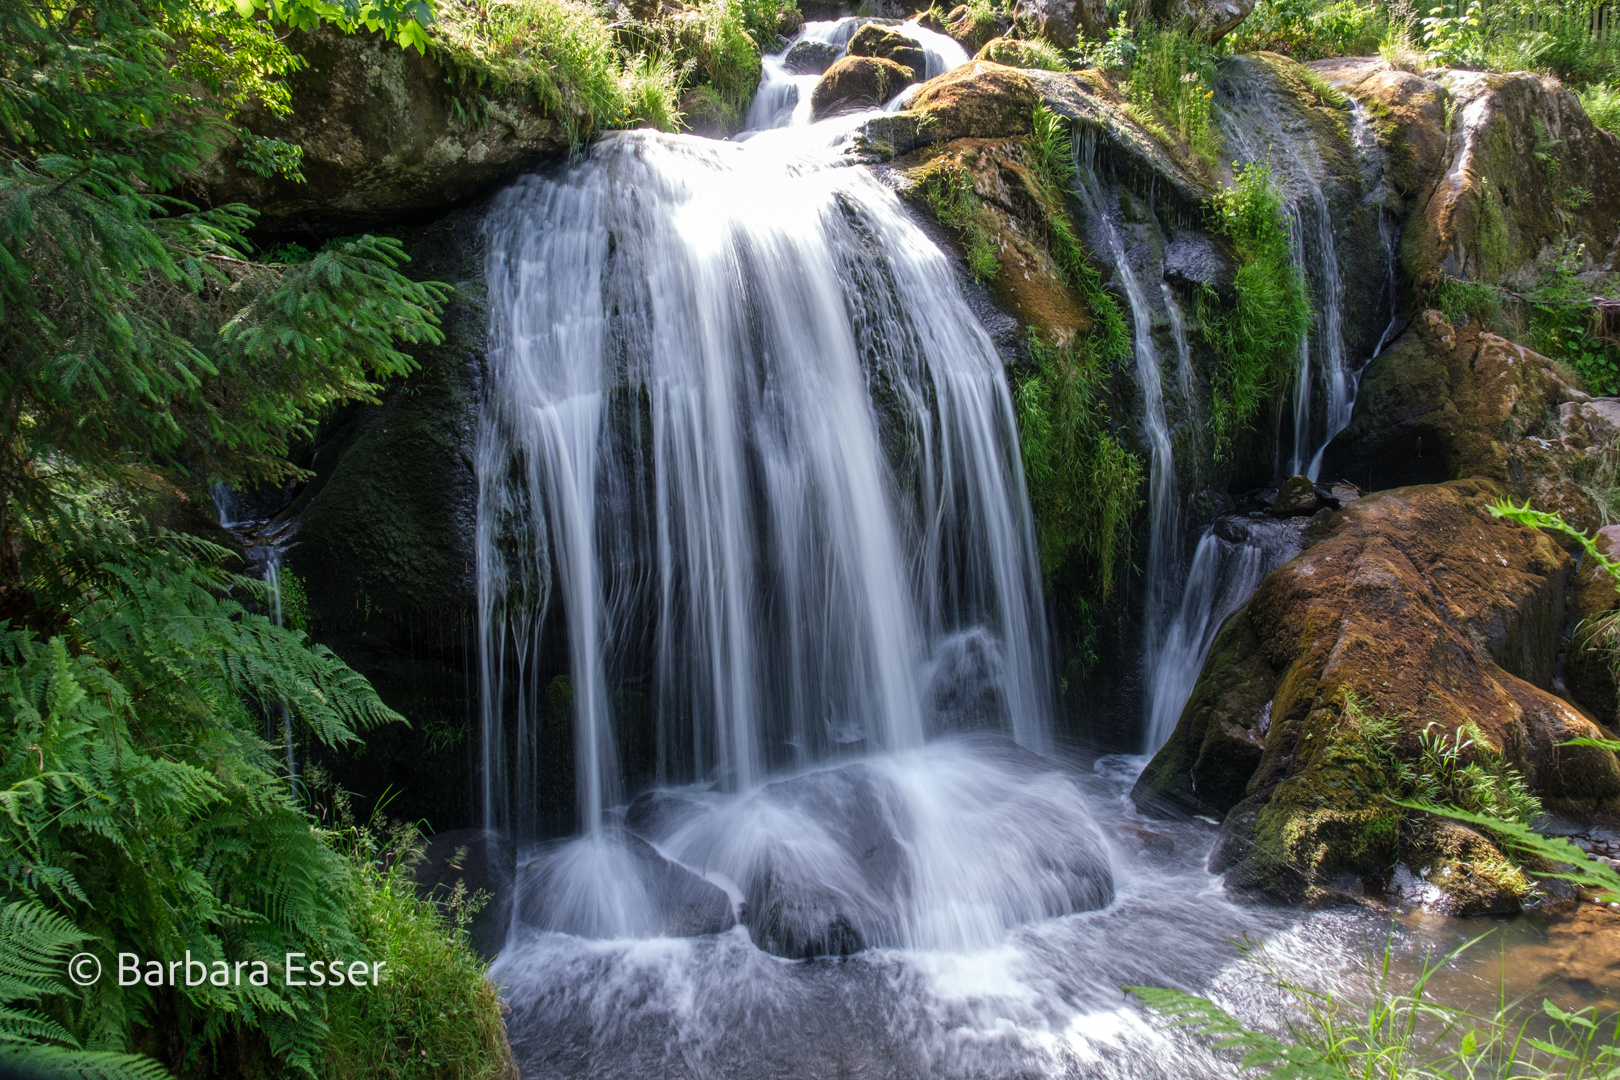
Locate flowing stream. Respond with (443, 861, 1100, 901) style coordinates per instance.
(472, 33, 1583, 1080)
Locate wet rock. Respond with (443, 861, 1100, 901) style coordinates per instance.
(516, 833, 736, 938)
(1145, 0, 1256, 43)
(1163, 232, 1236, 297)
(784, 38, 844, 76)
(741, 764, 909, 958)
(189, 27, 568, 235)
(1270, 475, 1320, 517)
(1388, 819, 1527, 915)
(846, 24, 924, 77)
(1559, 398, 1620, 448)
(1145, 480, 1620, 909)
(624, 788, 709, 839)
(1323, 311, 1599, 530)
(1317, 60, 1620, 290)
(901, 61, 1041, 141)
(810, 55, 918, 118)
(1117, 823, 1177, 858)
(415, 829, 516, 959)
(1011, 0, 1107, 49)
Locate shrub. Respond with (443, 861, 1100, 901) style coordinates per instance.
(1223, 0, 1385, 60)
(323, 825, 513, 1080)
(1579, 82, 1620, 135)
(1200, 162, 1313, 461)
(1123, 26, 1220, 169)
(1525, 242, 1620, 396)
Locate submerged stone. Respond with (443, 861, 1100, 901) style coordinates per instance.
(784, 38, 843, 76)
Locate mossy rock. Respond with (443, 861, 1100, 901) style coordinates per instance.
(1145, 480, 1620, 909)
(192, 27, 569, 236)
(903, 61, 1041, 141)
(810, 55, 918, 119)
(1324, 310, 1599, 532)
(847, 23, 925, 78)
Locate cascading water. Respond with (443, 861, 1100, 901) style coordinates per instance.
(1143, 67, 1401, 754)
(476, 26, 1091, 950)
(1070, 134, 1185, 669)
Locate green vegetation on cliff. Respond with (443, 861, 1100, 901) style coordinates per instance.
(0, 0, 511, 1074)
(1200, 162, 1313, 461)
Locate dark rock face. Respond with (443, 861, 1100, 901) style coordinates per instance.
(516, 833, 736, 938)
(290, 208, 486, 831)
(415, 829, 516, 959)
(1138, 480, 1620, 911)
(1568, 526, 1620, 726)
(1163, 232, 1235, 296)
(191, 28, 568, 236)
(741, 764, 909, 958)
(810, 55, 918, 118)
(846, 24, 924, 77)
(784, 38, 844, 75)
(1010, 0, 1107, 48)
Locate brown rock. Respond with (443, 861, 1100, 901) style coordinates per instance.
(1309, 58, 1449, 197)
(810, 55, 918, 119)
(902, 61, 1041, 142)
(1146, 0, 1258, 44)
(1323, 311, 1599, 532)
(846, 24, 925, 79)
(922, 4, 1012, 54)
(1142, 480, 1620, 908)
(1011, 0, 1107, 49)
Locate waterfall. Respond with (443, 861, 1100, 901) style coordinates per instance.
(1144, 72, 1402, 754)
(477, 128, 1052, 842)
(1071, 134, 1183, 664)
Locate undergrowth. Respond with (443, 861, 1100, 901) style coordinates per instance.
(1222, 0, 1385, 60)
(1122, 26, 1221, 170)
(979, 36, 1068, 71)
(1200, 161, 1313, 461)
(914, 161, 1002, 282)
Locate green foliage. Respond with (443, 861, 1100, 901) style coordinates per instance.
(1396, 720, 1542, 825)
(1014, 335, 1145, 594)
(1407, 802, 1620, 902)
(1421, 0, 1487, 67)
(1524, 242, 1620, 397)
(1578, 82, 1620, 135)
(223, 0, 438, 52)
(979, 36, 1068, 71)
(915, 161, 1002, 282)
(667, 0, 768, 130)
(1200, 162, 1313, 461)
(1122, 25, 1220, 169)
(431, 0, 683, 141)
(1131, 936, 1620, 1080)
(323, 824, 511, 1080)
(1223, 0, 1385, 60)
(1071, 13, 1136, 69)
(1432, 275, 1501, 322)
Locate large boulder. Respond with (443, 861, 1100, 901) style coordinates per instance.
(900, 61, 1041, 141)
(846, 23, 925, 77)
(1011, 0, 1108, 49)
(741, 764, 910, 958)
(190, 28, 569, 235)
(810, 55, 918, 118)
(1146, 0, 1257, 43)
(1136, 480, 1620, 911)
(784, 38, 844, 76)
(515, 832, 736, 939)
(1315, 60, 1620, 290)
(1323, 311, 1601, 531)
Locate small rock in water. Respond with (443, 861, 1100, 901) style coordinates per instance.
(515, 832, 735, 939)
(1269, 475, 1320, 517)
(784, 39, 843, 76)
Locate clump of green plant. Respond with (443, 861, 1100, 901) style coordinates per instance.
(915, 159, 1003, 282)
(1495, 499, 1620, 692)
(1121, 25, 1221, 169)
(1398, 720, 1543, 824)
(432, 0, 683, 141)
(1432, 274, 1502, 322)
(1223, 0, 1385, 60)
(324, 821, 512, 1080)
(1072, 14, 1137, 69)
(1200, 162, 1313, 461)
(1524, 242, 1620, 396)
(666, 0, 770, 128)
(1578, 82, 1620, 135)
(1014, 334, 1144, 594)
(1131, 934, 1620, 1080)
(979, 36, 1068, 71)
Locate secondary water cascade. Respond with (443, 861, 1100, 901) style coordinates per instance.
(1143, 65, 1400, 753)
(476, 28, 1435, 1080)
